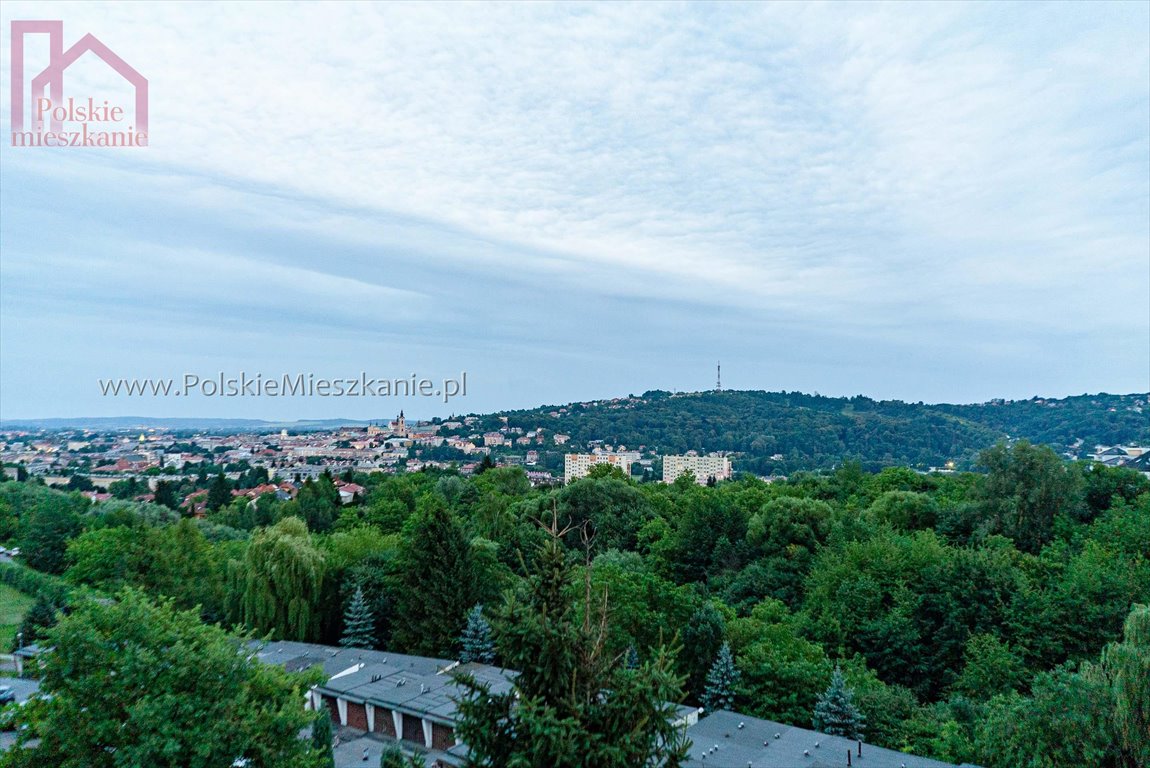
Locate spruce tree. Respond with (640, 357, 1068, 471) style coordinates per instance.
(340, 586, 376, 649)
(311, 710, 335, 768)
(682, 602, 725, 695)
(392, 494, 482, 656)
(454, 518, 688, 767)
(701, 642, 739, 713)
(626, 645, 640, 670)
(459, 605, 495, 664)
(813, 665, 865, 740)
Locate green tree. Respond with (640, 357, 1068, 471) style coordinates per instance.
(339, 586, 376, 649)
(953, 633, 1026, 701)
(813, 665, 865, 740)
(12, 595, 58, 651)
(65, 474, 94, 492)
(17, 498, 84, 574)
(234, 517, 326, 641)
(745, 496, 833, 605)
(975, 664, 1115, 768)
(310, 710, 335, 768)
(453, 525, 688, 767)
(391, 495, 482, 656)
(3, 589, 326, 768)
(153, 480, 178, 510)
(206, 472, 232, 512)
(150, 518, 225, 620)
(701, 642, 739, 713)
(459, 604, 495, 664)
(680, 602, 725, 697)
(379, 744, 422, 768)
(866, 490, 938, 531)
(1079, 463, 1150, 520)
(1095, 604, 1150, 768)
(977, 441, 1082, 553)
(556, 476, 652, 552)
(297, 477, 339, 533)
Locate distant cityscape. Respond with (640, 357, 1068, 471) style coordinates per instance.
(3, 401, 1146, 517)
(0, 408, 749, 512)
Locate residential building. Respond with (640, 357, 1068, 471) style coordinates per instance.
(564, 453, 631, 483)
(663, 454, 732, 485)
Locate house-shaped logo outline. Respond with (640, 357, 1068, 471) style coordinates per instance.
(10, 20, 148, 135)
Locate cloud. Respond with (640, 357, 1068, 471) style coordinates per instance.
(0, 1, 1146, 418)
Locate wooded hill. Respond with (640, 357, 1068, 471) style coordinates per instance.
(459, 390, 1149, 473)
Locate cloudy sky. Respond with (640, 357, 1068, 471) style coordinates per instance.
(1, 1, 1147, 420)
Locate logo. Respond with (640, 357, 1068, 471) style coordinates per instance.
(10, 20, 147, 147)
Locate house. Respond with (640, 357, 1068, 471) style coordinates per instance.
(335, 482, 366, 504)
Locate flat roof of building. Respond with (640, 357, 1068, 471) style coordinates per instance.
(683, 710, 981, 768)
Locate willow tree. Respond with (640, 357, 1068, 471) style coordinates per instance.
(238, 517, 326, 641)
(1097, 604, 1150, 768)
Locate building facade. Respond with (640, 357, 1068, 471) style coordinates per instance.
(563, 453, 632, 483)
(662, 454, 732, 485)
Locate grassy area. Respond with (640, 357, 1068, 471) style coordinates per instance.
(0, 584, 34, 653)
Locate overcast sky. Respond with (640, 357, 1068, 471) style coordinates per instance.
(1, 1, 1147, 421)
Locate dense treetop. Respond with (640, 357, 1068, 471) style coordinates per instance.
(0, 439, 1147, 767)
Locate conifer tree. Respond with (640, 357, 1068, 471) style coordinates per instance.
(13, 596, 58, 651)
(701, 642, 739, 713)
(682, 602, 725, 696)
(153, 480, 178, 510)
(626, 645, 640, 670)
(813, 665, 865, 740)
(454, 517, 688, 767)
(392, 495, 482, 656)
(206, 472, 232, 512)
(459, 604, 495, 664)
(340, 586, 376, 649)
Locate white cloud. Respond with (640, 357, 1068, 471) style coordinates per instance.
(0, 1, 1146, 416)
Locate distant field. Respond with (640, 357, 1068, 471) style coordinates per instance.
(0, 584, 33, 653)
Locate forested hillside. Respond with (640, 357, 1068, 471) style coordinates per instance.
(463, 390, 1149, 473)
(1, 442, 1147, 767)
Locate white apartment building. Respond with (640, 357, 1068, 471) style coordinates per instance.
(662, 454, 732, 485)
(564, 453, 632, 483)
